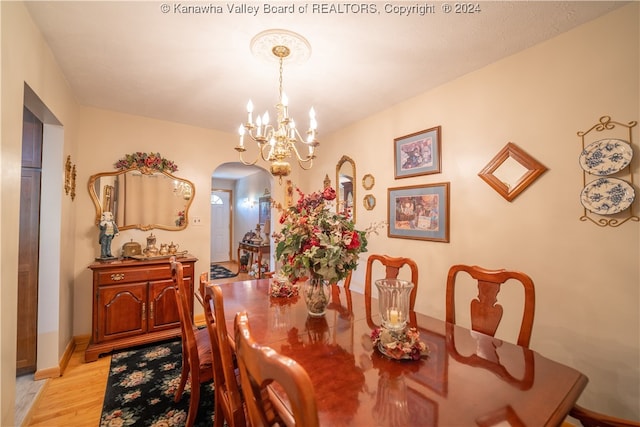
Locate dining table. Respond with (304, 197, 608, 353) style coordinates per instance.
(206, 278, 588, 427)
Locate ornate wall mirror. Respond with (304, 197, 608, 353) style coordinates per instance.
(336, 155, 356, 221)
(89, 161, 195, 231)
(362, 173, 375, 190)
(363, 194, 376, 210)
(478, 143, 547, 202)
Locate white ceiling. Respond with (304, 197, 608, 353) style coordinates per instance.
(25, 1, 626, 178)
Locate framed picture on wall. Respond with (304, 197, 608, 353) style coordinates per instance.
(388, 182, 450, 242)
(259, 196, 271, 224)
(394, 126, 442, 178)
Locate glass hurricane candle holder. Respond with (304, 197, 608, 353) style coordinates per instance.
(375, 279, 414, 331)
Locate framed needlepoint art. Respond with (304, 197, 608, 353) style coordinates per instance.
(394, 126, 442, 179)
(388, 183, 450, 242)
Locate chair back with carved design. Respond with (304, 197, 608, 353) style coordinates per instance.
(445, 264, 535, 348)
(204, 285, 246, 427)
(569, 404, 640, 427)
(170, 257, 213, 427)
(234, 311, 319, 427)
(363, 254, 419, 328)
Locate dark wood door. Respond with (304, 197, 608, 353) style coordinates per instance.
(17, 107, 42, 375)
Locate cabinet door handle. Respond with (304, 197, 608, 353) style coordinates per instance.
(142, 302, 146, 320)
(150, 302, 154, 320)
(110, 273, 125, 281)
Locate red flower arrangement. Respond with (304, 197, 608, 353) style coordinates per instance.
(273, 187, 369, 284)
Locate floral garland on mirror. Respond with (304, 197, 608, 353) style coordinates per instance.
(114, 152, 178, 173)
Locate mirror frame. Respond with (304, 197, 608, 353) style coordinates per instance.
(478, 142, 547, 202)
(362, 173, 375, 190)
(336, 155, 356, 221)
(363, 194, 376, 210)
(88, 167, 195, 231)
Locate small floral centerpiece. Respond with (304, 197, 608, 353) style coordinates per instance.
(269, 275, 299, 298)
(371, 327, 429, 361)
(273, 186, 374, 316)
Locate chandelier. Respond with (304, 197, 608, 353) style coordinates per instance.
(235, 30, 319, 182)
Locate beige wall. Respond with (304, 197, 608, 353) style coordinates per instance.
(301, 3, 639, 419)
(1, 1, 638, 424)
(1, 2, 79, 424)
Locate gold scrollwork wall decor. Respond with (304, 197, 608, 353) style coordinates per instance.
(64, 155, 77, 201)
(578, 116, 638, 227)
(71, 163, 77, 200)
(64, 155, 72, 195)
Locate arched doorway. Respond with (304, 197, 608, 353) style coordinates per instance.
(210, 163, 273, 269)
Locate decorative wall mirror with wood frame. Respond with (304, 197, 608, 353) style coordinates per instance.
(88, 167, 195, 231)
(362, 173, 375, 190)
(478, 143, 547, 202)
(363, 194, 376, 210)
(336, 155, 356, 221)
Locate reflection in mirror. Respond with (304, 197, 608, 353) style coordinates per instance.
(88, 168, 195, 231)
(363, 194, 376, 211)
(492, 156, 529, 191)
(336, 155, 356, 221)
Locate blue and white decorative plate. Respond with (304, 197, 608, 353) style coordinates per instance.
(579, 138, 633, 176)
(580, 178, 635, 215)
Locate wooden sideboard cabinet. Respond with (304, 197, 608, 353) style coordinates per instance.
(85, 255, 197, 362)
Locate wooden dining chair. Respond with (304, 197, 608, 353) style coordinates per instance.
(170, 257, 214, 427)
(204, 284, 246, 427)
(197, 271, 209, 305)
(234, 311, 320, 427)
(445, 264, 535, 348)
(568, 404, 640, 427)
(342, 270, 353, 290)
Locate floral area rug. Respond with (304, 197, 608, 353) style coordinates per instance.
(100, 340, 215, 426)
(210, 263, 238, 280)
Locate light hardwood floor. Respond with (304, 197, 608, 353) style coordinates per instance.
(22, 262, 250, 427)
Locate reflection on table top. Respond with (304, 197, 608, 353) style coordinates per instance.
(206, 279, 588, 427)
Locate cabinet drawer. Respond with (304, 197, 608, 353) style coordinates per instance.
(95, 262, 194, 285)
(96, 267, 155, 285)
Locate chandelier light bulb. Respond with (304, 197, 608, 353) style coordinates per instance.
(238, 124, 245, 147)
(246, 100, 254, 124)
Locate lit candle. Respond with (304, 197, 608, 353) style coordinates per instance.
(282, 93, 289, 118)
(238, 124, 245, 147)
(289, 119, 296, 139)
(389, 309, 399, 326)
(246, 100, 254, 125)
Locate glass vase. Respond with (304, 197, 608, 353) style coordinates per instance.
(303, 278, 330, 317)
